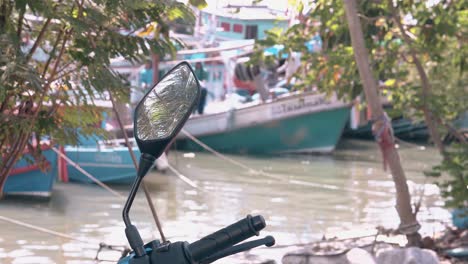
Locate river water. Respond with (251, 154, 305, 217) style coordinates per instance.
(0, 140, 452, 263)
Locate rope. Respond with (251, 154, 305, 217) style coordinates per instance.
(3, 145, 173, 261)
(142, 182, 166, 242)
(373, 113, 393, 142)
(372, 113, 394, 171)
(51, 147, 125, 199)
(181, 129, 261, 173)
(0, 215, 130, 262)
(52, 147, 169, 217)
(0, 215, 99, 245)
(180, 129, 390, 197)
(2, 149, 160, 258)
(167, 163, 202, 190)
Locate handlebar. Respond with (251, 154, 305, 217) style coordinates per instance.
(188, 215, 266, 262)
(118, 215, 272, 264)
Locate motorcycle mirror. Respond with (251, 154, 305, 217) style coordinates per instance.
(123, 62, 200, 259)
(134, 61, 200, 160)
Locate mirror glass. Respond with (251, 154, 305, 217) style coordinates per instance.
(135, 63, 199, 141)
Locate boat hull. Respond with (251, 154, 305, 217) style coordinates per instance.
(64, 146, 141, 184)
(344, 118, 429, 141)
(176, 93, 351, 154)
(4, 148, 57, 197)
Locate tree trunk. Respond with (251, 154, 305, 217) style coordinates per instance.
(343, 0, 421, 246)
(388, 2, 445, 155)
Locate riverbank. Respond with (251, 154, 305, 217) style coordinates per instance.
(276, 226, 467, 264)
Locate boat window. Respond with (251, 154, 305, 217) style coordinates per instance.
(233, 24, 243, 33)
(221, 22, 231, 32)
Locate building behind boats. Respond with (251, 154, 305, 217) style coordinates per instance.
(112, 4, 292, 103)
(196, 4, 289, 41)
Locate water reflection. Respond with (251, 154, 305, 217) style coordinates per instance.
(0, 140, 451, 263)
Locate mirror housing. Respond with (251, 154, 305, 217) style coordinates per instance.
(133, 61, 200, 159)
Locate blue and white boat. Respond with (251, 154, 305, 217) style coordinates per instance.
(3, 146, 58, 197)
(64, 142, 141, 184)
(63, 131, 140, 184)
(63, 136, 169, 184)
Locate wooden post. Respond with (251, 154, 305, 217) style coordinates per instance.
(343, 0, 421, 246)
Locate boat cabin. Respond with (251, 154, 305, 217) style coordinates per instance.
(199, 5, 289, 41)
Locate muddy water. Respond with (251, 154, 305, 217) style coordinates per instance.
(0, 140, 451, 263)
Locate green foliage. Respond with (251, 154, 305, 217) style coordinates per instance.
(252, 0, 467, 209)
(0, 0, 197, 183)
(426, 144, 468, 209)
(189, 0, 207, 9)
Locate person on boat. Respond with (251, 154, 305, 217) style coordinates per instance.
(194, 62, 208, 115)
(276, 51, 301, 86)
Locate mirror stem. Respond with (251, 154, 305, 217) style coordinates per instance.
(123, 175, 146, 257)
(137, 153, 157, 178)
(122, 153, 156, 257)
(122, 153, 157, 225)
(123, 175, 144, 227)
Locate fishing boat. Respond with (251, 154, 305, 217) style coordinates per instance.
(344, 108, 468, 142)
(63, 138, 169, 184)
(176, 91, 351, 154)
(3, 145, 58, 197)
(64, 143, 141, 184)
(344, 117, 429, 141)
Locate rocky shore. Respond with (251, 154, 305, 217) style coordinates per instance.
(252, 227, 467, 264)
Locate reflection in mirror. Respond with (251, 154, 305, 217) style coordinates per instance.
(136, 63, 199, 141)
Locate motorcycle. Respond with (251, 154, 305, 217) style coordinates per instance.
(118, 62, 275, 264)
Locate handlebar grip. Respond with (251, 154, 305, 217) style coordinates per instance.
(188, 215, 266, 262)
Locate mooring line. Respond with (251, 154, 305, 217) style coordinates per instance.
(52, 147, 168, 218)
(1, 148, 155, 258)
(180, 129, 390, 197)
(181, 129, 255, 172)
(167, 163, 202, 191)
(52, 147, 125, 199)
(0, 215, 99, 245)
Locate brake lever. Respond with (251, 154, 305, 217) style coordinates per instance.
(200, 236, 275, 264)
